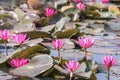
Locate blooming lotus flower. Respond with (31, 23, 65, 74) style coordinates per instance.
(0, 30, 10, 41)
(75, 37, 95, 49)
(102, 0, 109, 3)
(72, 0, 81, 3)
(52, 39, 63, 51)
(65, 60, 79, 80)
(9, 58, 28, 68)
(12, 33, 28, 45)
(103, 56, 116, 69)
(45, 7, 55, 17)
(76, 2, 85, 10)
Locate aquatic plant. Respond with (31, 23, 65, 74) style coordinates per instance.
(103, 56, 116, 80)
(9, 58, 28, 68)
(52, 39, 63, 64)
(65, 60, 79, 80)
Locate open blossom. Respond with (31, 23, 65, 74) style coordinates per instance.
(0, 30, 10, 41)
(103, 56, 116, 69)
(75, 37, 95, 49)
(76, 2, 85, 10)
(12, 33, 29, 45)
(9, 58, 28, 68)
(45, 7, 55, 17)
(65, 60, 79, 72)
(102, 0, 109, 3)
(52, 39, 63, 51)
(72, 0, 81, 3)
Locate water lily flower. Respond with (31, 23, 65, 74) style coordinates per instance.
(65, 60, 79, 80)
(72, 0, 81, 3)
(9, 58, 28, 68)
(76, 2, 85, 10)
(52, 39, 63, 64)
(45, 7, 55, 17)
(103, 56, 116, 69)
(12, 33, 29, 45)
(0, 30, 11, 56)
(102, 0, 109, 3)
(0, 30, 10, 41)
(103, 56, 116, 80)
(52, 39, 63, 51)
(75, 37, 94, 60)
(75, 37, 95, 49)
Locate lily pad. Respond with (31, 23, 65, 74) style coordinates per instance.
(10, 54, 53, 77)
(22, 31, 52, 39)
(63, 7, 79, 15)
(11, 45, 50, 59)
(55, 28, 83, 39)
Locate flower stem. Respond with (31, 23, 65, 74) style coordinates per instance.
(70, 72, 73, 80)
(84, 48, 87, 60)
(58, 50, 62, 64)
(107, 68, 110, 80)
(4, 41, 8, 56)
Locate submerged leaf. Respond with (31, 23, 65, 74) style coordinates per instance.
(10, 54, 53, 77)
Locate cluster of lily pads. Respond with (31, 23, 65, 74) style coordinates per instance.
(0, 0, 119, 80)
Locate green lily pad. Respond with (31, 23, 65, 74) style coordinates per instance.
(11, 45, 50, 59)
(63, 8, 79, 15)
(22, 31, 52, 39)
(55, 28, 84, 39)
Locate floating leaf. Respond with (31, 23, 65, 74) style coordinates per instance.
(10, 54, 53, 77)
(13, 23, 35, 33)
(55, 17, 70, 32)
(49, 12, 64, 25)
(12, 45, 50, 59)
(82, 11, 101, 19)
(55, 0, 68, 9)
(63, 7, 79, 15)
(14, 8, 25, 22)
(22, 31, 52, 39)
(26, 38, 43, 46)
(82, 28, 103, 35)
(41, 24, 55, 32)
(75, 62, 86, 73)
(55, 28, 83, 39)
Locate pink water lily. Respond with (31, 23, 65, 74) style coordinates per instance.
(102, 0, 109, 3)
(12, 33, 29, 45)
(75, 37, 95, 49)
(52, 39, 63, 51)
(0, 30, 11, 56)
(76, 2, 85, 10)
(45, 7, 55, 17)
(72, 0, 81, 3)
(103, 56, 116, 69)
(65, 60, 79, 72)
(103, 56, 116, 80)
(65, 60, 79, 80)
(75, 37, 94, 60)
(52, 39, 63, 64)
(9, 58, 28, 68)
(0, 30, 10, 41)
